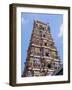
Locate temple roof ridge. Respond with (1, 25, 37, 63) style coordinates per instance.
(34, 19, 49, 26)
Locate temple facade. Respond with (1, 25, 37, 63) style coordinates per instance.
(22, 20, 62, 77)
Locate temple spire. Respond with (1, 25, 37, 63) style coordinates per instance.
(22, 20, 62, 77)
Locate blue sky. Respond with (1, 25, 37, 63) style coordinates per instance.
(21, 12, 63, 75)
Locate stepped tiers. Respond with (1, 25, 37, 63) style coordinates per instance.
(22, 20, 63, 77)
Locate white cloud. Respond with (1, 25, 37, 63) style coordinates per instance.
(21, 17, 29, 25)
(21, 17, 24, 24)
(58, 23, 63, 38)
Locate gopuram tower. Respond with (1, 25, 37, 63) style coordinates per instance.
(22, 20, 62, 77)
